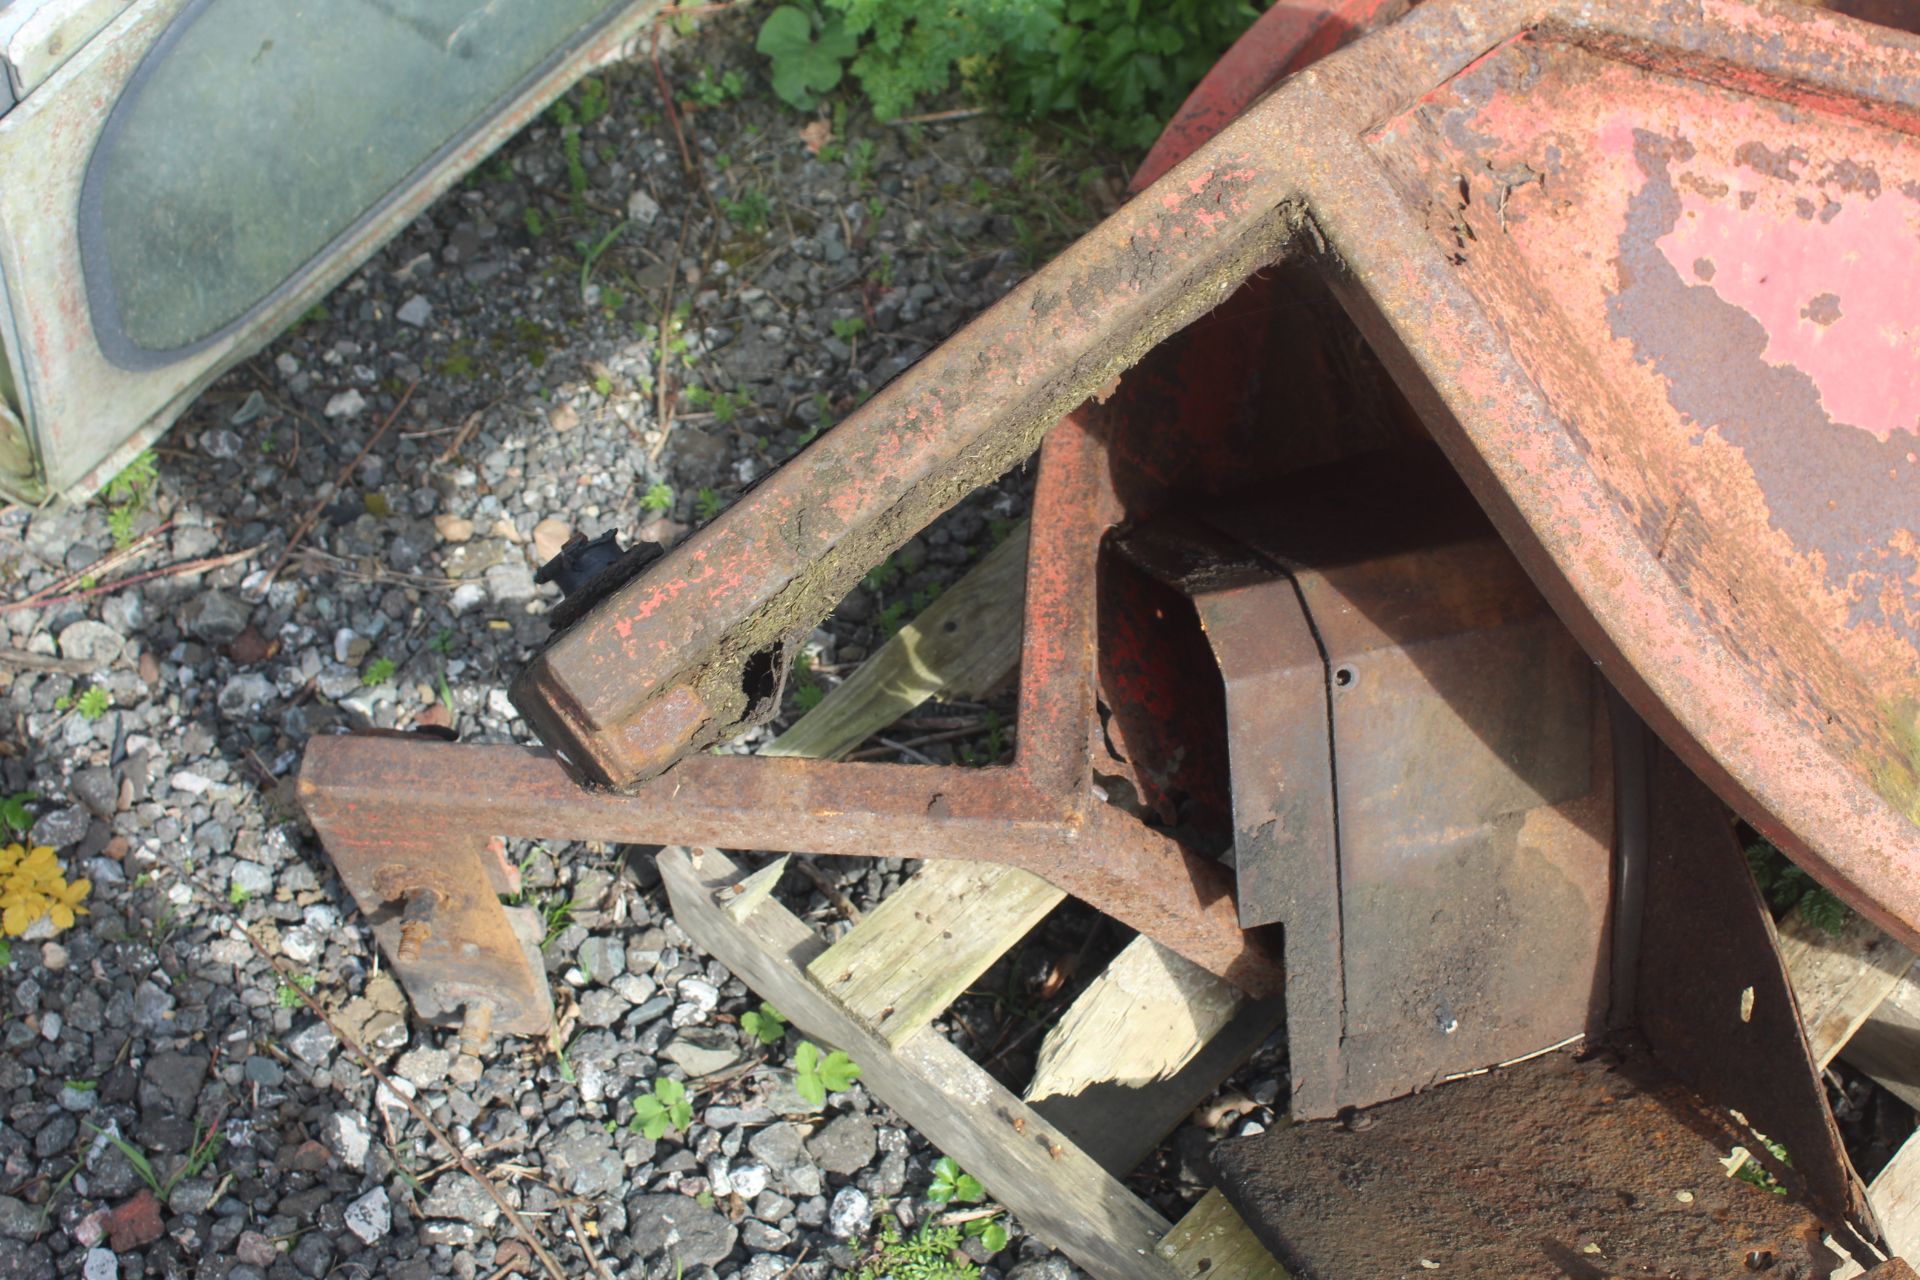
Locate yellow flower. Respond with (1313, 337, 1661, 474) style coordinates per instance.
(47, 877, 89, 930)
(0, 844, 86, 936)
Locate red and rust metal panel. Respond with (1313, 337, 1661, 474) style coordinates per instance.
(1288, 0, 1920, 947)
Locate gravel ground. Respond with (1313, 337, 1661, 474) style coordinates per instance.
(0, 17, 1286, 1280)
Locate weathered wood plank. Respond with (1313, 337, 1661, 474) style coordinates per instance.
(1833, 1133, 1920, 1279)
(763, 520, 1029, 762)
(660, 845, 1183, 1280)
(1025, 936, 1285, 1174)
(1777, 904, 1916, 1068)
(1842, 974, 1920, 1113)
(1030, 938, 1245, 1102)
(1157, 1189, 1292, 1280)
(717, 854, 790, 924)
(808, 860, 1066, 1047)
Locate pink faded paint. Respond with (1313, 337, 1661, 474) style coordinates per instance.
(1656, 163, 1920, 441)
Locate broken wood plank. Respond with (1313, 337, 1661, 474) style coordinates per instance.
(659, 845, 1184, 1280)
(764, 519, 1028, 762)
(1029, 938, 1246, 1102)
(1843, 973, 1920, 1113)
(1026, 936, 1286, 1174)
(716, 855, 790, 924)
(1158, 1189, 1292, 1280)
(808, 860, 1065, 1047)
(1777, 903, 1915, 1068)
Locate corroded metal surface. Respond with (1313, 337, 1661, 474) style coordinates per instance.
(1117, 459, 1615, 1119)
(1211, 1045, 1841, 1280)
(1637, 740, 1875, 1238)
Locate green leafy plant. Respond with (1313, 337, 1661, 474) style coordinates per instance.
(0, 939, 11, 967)
(849, 1217, 978, 1280)
(0, 793, 35, 841)
(361, 656, 397, 687)
(74, 687, 110, 722)
(629, 1077, 695, 1139)
(688, 68, 747, 107)
(228, 882, 250, 906)
(830, 316, 868, 342)
(101, 449, 160, 548)
(756, 0, 1263, 152)
(641, 482, 675, 514)
(724, 188, 773, 235)
(967, 1217, 1010, 1255)
(276, 973, 316, 1009)
(1745, 837, 1850, 937)
(792, 652, 826, 712)
(927, 1155, 985, 1204)
(741, 1002, 788, 1045)
(695, 488, 725, 523)
(523, 207, 547, 238)
(793, 1039, 861, 1106)
(756, 6, 858, 110)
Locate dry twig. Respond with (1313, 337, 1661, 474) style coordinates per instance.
(0, 545, 260, 615)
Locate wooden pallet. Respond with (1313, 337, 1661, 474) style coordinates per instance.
(657, 529, 1288, 1280)
(1778, 903, 1920, 1276)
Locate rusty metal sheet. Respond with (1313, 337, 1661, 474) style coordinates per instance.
(1637, 738, 1877, 1241)
(1299, 0, 1920, 947)
(1211, 1045, 1841, 1280)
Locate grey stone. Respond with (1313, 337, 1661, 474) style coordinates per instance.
(243, 1056, 284, 1086)
(28, 806, 89, 850)
(324, 389, 367, 419)
(138, 1051, 209, 1117)
(805, 1114, 876, 1176)
(546, 1120, 624, 1198)
(0, 1194, 40, 1240)
(1007, 1259, 1076, 1280)
(576, 988, 627, 1027)
(662, 1028, 740, 1078)
(485, 562, 538, 604)
(132, 980, 173, 1028)
(343, 1187, 391, 1244)
(577, 935, 626, 985)
(167, 1176, 216, 1215)
(181, 591, 252, 645)
(420, 1174, 499, 1227)
(323, 1112, 370, 1170)
(287, 1020, 336, 1066)
(395, 1046, 450, 1087)
(396, 295, 433, 328)
(827, 1186, 871, 1238)
(230, 861, 274, 898)
(201, 427, 243, 459)
(290, 1230, 336, 1278)
(57, 621, 124, 668)
(625, 1194, 737, 1267)
(627, 189, 661, 226)
(81, 1250, 115, 1280)
(70, 768, 118, 821)
(217, 673, 275, 718)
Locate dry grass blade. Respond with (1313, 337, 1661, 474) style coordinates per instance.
(241, 928, 568, 1280)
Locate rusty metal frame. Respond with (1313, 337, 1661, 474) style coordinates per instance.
(499, 0, 1920, 954)
(303, 412, 1283, 1035)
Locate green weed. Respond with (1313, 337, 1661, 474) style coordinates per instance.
(361, 656, 397, 687)
(927, 1155, 984, 1204)
(641, 482, 675, 514)
(83, 1120, 222, 1200)
(695, 488, 724, 523)
(0, 793, 33, 841)
(756, 6, 858, 110)
(740, 1002, 788, 1045)
(275, 973, 316, 1009)
(793, 1040, 860, 1107)
(724, 189, 773, 236)
(1745, 837, 1850, 936)
(687, 68, 747, 107)
(848, 1217, 978, 1280)
(629, 1077, 694, 1139)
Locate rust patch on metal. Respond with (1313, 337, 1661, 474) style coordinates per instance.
(1212, 1046, 1840, 1280)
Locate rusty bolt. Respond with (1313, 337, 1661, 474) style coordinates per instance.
(394, 887, 440, 962)
(459, 1000, 496, 1056)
